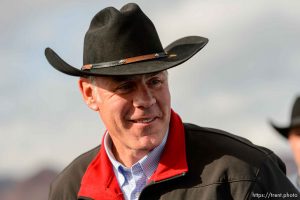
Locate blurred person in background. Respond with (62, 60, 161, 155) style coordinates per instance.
(45, 3, 298, 200)
(271, 96, 300, 190)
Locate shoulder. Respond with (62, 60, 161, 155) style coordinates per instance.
(184, 123, 273, 159)
(49, 146, 100, 200)
(184, 122, 275, 159)
(183, 123, 286, 183)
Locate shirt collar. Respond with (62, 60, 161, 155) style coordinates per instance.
(138, 129, 169, 178)
(104, 129, 169, 183)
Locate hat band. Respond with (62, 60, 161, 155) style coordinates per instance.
(81, 51, 170, 70)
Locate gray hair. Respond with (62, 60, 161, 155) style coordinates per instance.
(88, 76, 97, 85)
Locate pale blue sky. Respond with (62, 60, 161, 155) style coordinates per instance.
(1, 0, 300, 178)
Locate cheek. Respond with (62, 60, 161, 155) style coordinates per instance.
(159, 87, 171, 109)
(99, 98, 131, 122)
(291, 141, 300, 151)
(289, 137, 300, 156)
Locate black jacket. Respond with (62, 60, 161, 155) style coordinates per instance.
(49, 123, 299, 199)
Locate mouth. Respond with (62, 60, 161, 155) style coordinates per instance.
(130, 117, 158, 124)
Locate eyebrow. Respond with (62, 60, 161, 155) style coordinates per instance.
(111, 71, 162, 82)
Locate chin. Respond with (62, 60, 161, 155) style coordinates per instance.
(135, 140, 160, 151)
(139, 132, 165, 147)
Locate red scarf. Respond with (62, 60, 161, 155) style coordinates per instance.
(78, 110, 188, 200)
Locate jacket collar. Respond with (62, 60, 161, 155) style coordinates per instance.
(77, 109, 188, 200)
(149, 110, 188, 182)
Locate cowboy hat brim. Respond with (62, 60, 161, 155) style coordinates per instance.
(270, 120, 300, 139)
(45, 36, 208, 77)
(270, 121, 290, 139)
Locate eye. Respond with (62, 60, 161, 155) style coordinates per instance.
(115, 82, 135, 94)
(148, 77, 163, 88)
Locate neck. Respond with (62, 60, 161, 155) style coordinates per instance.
(111, 143, 150, 167)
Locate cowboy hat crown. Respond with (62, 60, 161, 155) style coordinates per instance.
(44, 3, 208, 76)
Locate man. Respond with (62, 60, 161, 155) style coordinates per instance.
(270, 96, 300, 191)
(45, 3, 298, 200)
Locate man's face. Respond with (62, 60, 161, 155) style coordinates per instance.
(81, 71, 171, 154)
(288, 127, 300, 167)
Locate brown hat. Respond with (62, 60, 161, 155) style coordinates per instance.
(270, 96, 300, 138)
(44, 3, 208, 77)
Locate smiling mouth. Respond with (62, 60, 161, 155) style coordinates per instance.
(130, 117, 157, 124)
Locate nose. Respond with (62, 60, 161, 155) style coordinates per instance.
(133, 85, 156, 108)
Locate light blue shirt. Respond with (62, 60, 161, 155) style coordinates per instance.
(104, 130, 169, 200)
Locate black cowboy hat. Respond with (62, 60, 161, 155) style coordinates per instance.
(270, 96, 300, 138)
(44, 3, 208, 76)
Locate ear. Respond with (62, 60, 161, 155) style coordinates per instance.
(78, 77, 99, 111)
